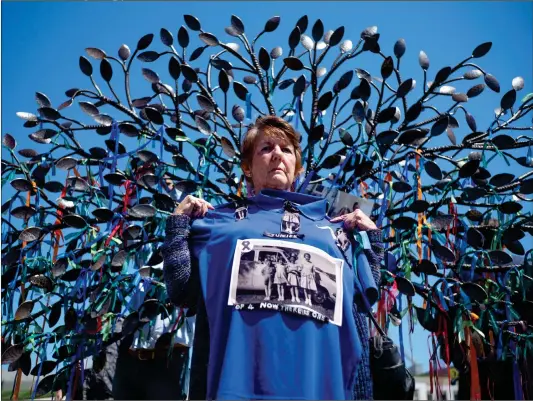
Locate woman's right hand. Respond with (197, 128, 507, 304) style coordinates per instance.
(174, 195, 214, 218)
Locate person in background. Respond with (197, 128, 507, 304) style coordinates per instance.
(112, 262, 195, 400)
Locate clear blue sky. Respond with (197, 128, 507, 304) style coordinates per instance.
(2, 1, 532, 373)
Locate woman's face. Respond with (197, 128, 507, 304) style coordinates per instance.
(247, 131, 298, 193)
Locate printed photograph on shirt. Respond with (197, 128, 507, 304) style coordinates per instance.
(227, 239, 344, 326)
(306, 183, 376, 219)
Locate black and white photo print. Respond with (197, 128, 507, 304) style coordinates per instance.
(228, 239, 344, 326)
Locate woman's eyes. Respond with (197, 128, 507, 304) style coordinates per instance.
(260, 145, 293, 153)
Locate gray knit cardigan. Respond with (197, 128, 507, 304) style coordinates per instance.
(162, 213, 384, 400)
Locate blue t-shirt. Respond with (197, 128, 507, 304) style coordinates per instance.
(190, 189, 377, 400)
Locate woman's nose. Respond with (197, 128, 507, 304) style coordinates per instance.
(272, 145, 283, 158)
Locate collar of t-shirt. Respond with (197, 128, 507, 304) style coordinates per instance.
(251, 189, 327, 221)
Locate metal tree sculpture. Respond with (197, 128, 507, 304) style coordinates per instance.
(2, 14, 533, 399)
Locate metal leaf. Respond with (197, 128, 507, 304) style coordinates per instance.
(16, 112, 38, 121)
(142, 68, 160, 84)
(452, 93, 468, 103)
(405, 102, 423, 122)
(35, 92, 52, 108)
(293, 75, 307, 97)
(79, 56, 93, 76)
(177, 26, 190, 48)
(78, 101, 99, 118)
(233, 81, 249, 101)
(283, 57, 304, 71)
(270, 47, 283, 59)
(15, 300, 34, 320)
(118, 44, 130, 60)
(218, 69, 230, 93)
(317, 91, 333, 111)
(446, 127, 456, 145)
(160, 28, 173, 46)
(129, 204, 156, 218)
(57, 98, 73, 111)
(328, 26, 345, 47)
(11, 206, 37, 220)
(258, 47, 270, 71)
(500, 89, 517, 110)
(38, 107, 61, 121)
(463, 69, 483, 80)
(18, 148, 38, 158)
(300, 34, 314, 51)
(243, 76, 257, 85)
(466, 112, 477, 131)
(230, 15, 245, 35)
(220, 137, 236, 158)
(3, 133, 16, 150)
(56, 157, 78, 170)
(62, 214, 87, 229)
(31, 360, 58, 377)
(225, 26, 240, 37)
(1, 344, 24, 365)
(512, 76, 525, 91)
(396, 78, 414, 98)
(288, 27, 301, 50)
(85, 48, 106, 61)
(339, 40, 353, 53)
(484, 74, 500, 93)
(30, 274, 53, 292)
(434, 66, 451, 85)
(316, 67, 327, 78)
(380, 56, 394, 80)
(19, 226, 42, 242)
(197, 94, 216, 113)
(137, 51, 160, 62)
(439, 85, 456, 94)
(472, 42, 492, 58)
(181, 64, 198, 81)
(232, 105, 245, 122)
(137, 33, 154, 50)
(336, 70, 353, 92)
(199, 32, 219, 47)
(93, 114, 113, 127)
(394, 38, 406, 58)
(184, 14, 201, 31)
(418, 51, 429, 70)
(467, 83, 485, 98)
(376, 107, 397, 124)
(100, 59, 113, 82)
(321, 154, 344, 169)
(144, 107, 164, 125)
(312, 19, 324, 42)
(195, 115, 212, 135)
(352, 101, 365, 123)
(264, 16, 281, 32)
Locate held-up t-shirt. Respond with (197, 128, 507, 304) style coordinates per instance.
(187, 189, 378, 400)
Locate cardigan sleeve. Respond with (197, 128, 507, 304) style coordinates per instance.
(162, 214, 197, 307)
(364, 228, 384, 289)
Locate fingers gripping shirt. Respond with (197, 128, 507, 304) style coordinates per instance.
(187, 189, 378, 400)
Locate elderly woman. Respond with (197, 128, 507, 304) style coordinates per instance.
(163, 116, 383, 400)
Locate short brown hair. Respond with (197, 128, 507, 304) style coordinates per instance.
(240, 116, 303, 178)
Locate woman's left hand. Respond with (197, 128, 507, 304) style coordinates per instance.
(330, 209, 378, 231)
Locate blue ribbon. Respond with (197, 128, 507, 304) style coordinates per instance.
(294, 97, 300, 130)
(245, 93, 252, 120)
(398, 295, 406, 364)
